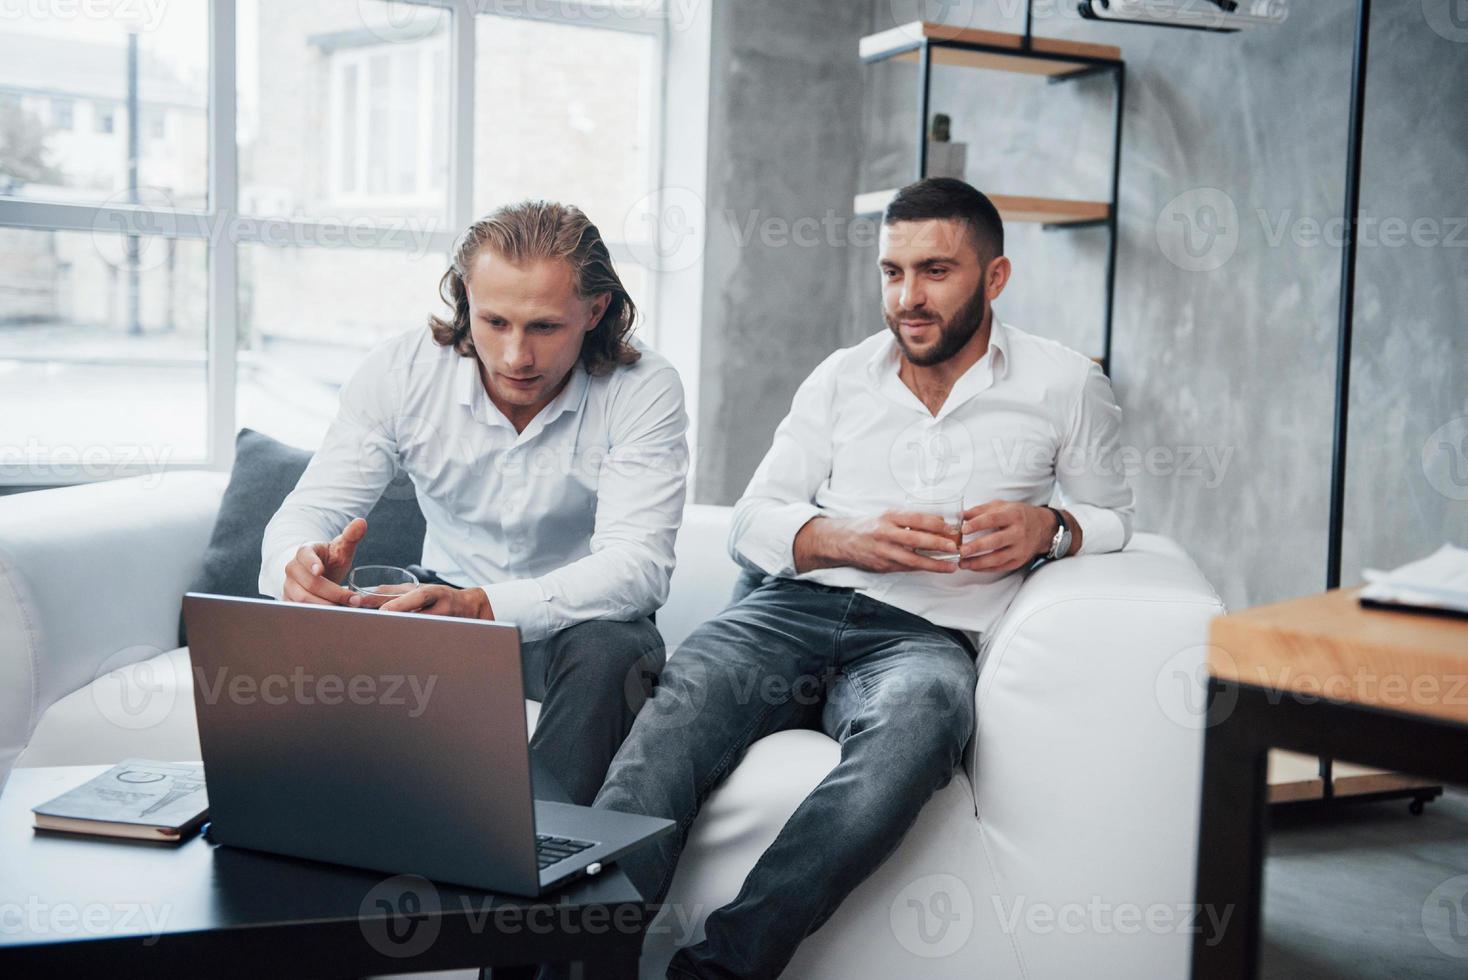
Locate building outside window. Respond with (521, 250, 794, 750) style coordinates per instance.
(0, 0, 672, 483)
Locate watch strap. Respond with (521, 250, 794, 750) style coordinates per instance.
(1044, 506, 1069, 560)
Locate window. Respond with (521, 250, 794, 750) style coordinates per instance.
(0, 227, 210, 477)
(239, 1, 450, 223)
(474, 15, 658, 255)
(0, 0, 678, 480)
(326, 38, 447, 207)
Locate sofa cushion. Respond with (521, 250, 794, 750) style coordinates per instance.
(177, 428, 426, 646)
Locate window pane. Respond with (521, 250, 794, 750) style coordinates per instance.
(237, 243, 448, 450)
(238, 0, 451, 224)
(0, 227, 208, 475)
(474, 17, 656, 235)
(0, 5, 208, 208)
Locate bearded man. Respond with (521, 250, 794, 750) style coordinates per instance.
(580, 177, 1135, 979)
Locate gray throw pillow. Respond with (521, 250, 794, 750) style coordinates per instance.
(178, 428, 426, 646)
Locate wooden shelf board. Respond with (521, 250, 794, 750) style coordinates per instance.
(860, 22, 1121, 76)
(1268, 750, 1325, 803)
(1331, 762, 1441, 798)
(1265, 751, 1440, 803)
(854, 189, 1110, 225)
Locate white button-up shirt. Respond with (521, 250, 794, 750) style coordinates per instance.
(259, 328, 689, 642)
(730, 319, 1134, 642)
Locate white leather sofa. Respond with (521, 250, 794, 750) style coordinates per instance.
(0, 471, 1224, 979)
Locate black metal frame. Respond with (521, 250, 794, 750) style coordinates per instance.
(1192, 678, 1468, 978)
(861, 14, 1126, 375)
(1314, 0, 1427, 814)
(1326, 0, 1372, 593)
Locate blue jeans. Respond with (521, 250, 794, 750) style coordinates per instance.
(594, 578, 979, 979)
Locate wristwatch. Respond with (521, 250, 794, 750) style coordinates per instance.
(1044, 506, 1072, 560)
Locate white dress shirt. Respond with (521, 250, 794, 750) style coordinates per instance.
(730, 319, 1134, 643)
(259, 328, 689, 642)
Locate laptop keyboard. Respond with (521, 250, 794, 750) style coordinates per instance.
(536, 833, 596, 869)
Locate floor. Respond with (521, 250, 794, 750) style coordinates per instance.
(1262, 784, 1468, 978)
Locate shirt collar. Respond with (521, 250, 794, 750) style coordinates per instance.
(866, 316, 1011, 386)
(457, 353, 592, 436)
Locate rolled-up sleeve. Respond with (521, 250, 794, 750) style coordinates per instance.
(1056, 360, 1135, 555)
(728, 352, 839, 577)
(258, 343, 403, 598)
(483, 366, 689, 641)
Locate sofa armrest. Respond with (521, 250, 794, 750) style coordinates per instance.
(968, 532, 1224, 977)
(0, 471, 226, 788)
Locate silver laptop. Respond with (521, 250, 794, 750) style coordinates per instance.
(182, 593, 673, 896)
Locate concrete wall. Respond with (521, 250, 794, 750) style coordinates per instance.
(694, 0, 1468, 612)
(693, 0, 872, 504)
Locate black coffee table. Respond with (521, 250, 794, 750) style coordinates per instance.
(0, 766, 650, 978)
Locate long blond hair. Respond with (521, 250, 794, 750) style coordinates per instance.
(429, 200, 640, 375)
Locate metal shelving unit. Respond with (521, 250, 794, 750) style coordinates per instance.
(853, 17, 1125, 372)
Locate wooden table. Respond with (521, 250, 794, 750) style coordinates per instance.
(1191, 588, 1468, 978)
(0, 766, 649, 979)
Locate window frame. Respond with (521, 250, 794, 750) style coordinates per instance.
(326, 35, 448, 210)
(0, 0, 687, 486)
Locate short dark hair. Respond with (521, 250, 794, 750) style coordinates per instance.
(883, 178, 1004, 262)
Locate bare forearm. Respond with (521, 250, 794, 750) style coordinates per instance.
(792, 516, 846, 574)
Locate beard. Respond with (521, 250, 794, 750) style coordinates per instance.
(883, 284, 988, 367)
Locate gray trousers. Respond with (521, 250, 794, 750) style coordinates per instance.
(518, 617, 666, 806)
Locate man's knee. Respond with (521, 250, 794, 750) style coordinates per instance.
(548, 617, 666, 707)
(867, 671, 976, 768)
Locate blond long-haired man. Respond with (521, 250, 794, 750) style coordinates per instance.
(259, 201, 688, 805)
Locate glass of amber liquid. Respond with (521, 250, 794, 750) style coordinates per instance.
(903, 492, 963, 561)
